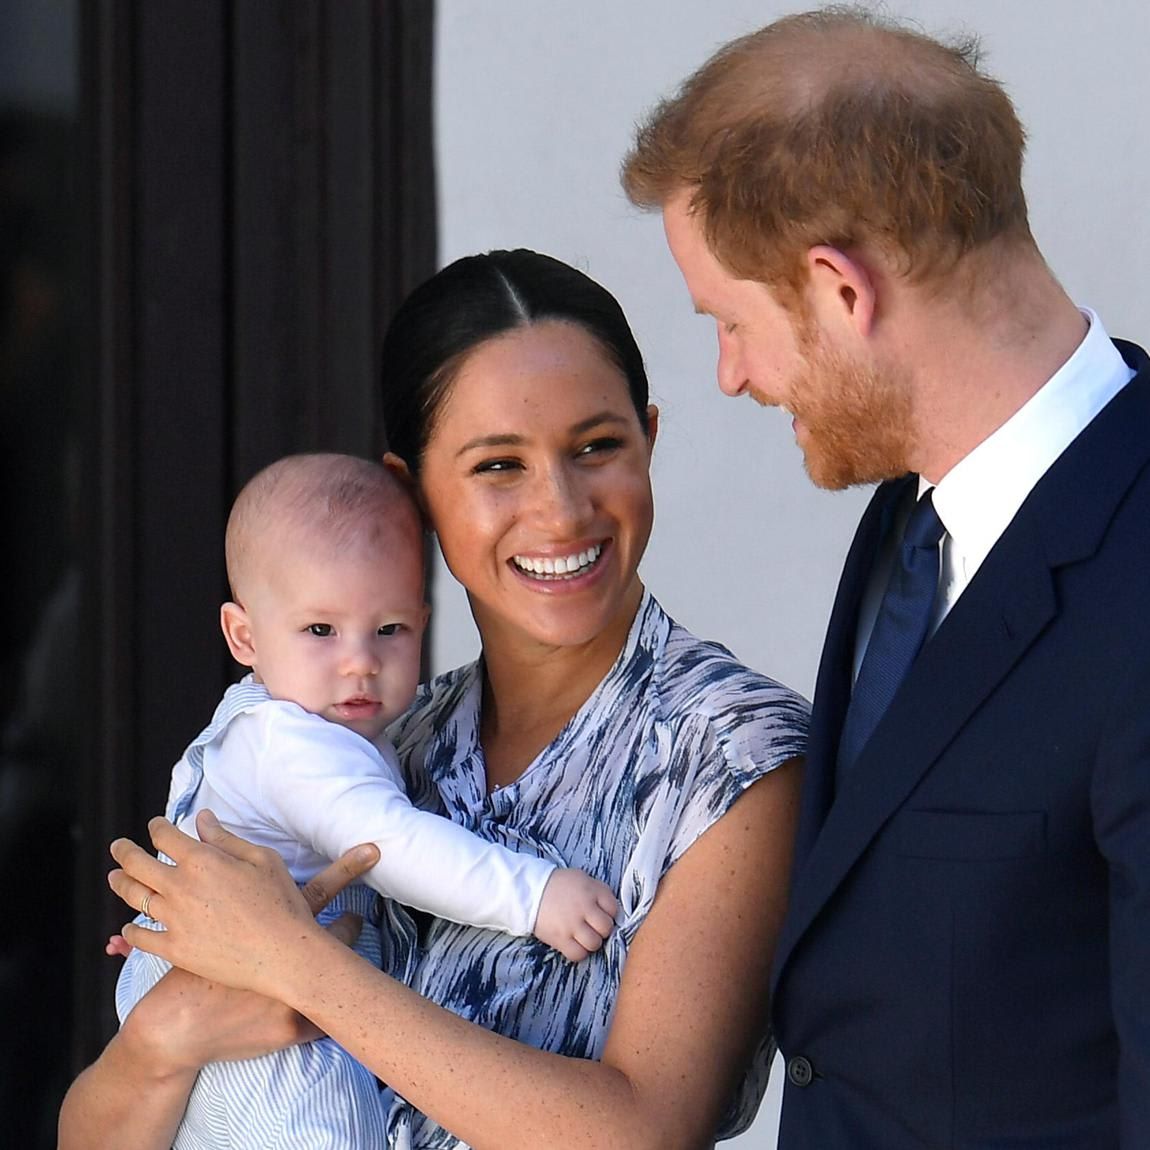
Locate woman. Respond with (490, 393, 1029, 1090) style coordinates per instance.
(60, 251, 807, 1149)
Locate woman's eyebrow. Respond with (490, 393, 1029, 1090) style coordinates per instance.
(569, 411, 632, 435)
(456, 433, 524, 457)
(455, 412, 631, 458)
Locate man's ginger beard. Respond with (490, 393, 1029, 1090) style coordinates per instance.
(783, 317, 915, 491)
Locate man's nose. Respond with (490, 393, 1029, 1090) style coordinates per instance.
(716, 327, 747, 397)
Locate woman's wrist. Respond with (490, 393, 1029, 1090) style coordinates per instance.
(269, 918, 360, 1017)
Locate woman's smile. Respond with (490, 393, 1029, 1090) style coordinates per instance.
(510, 541, 606, 581)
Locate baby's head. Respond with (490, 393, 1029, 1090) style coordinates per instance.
(220, 453, 428, 742)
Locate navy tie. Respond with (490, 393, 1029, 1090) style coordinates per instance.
(837, 489, 945, 775)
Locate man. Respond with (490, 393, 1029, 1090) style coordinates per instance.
(624, 9, 1149, 1149)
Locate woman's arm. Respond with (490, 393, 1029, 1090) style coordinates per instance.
(57, 1011, 198, 1150)
(58, 848, 378, 1150)
(111, 758, 802, 1150)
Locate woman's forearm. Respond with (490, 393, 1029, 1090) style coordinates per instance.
(277, 769, 799, 1150)
(279, 930, 681, 1150)
(57, 1030, 196, 1150)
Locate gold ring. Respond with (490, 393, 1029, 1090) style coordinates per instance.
(141, 892, 152, 919)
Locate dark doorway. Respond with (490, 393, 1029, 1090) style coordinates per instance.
(0, 3, 435, 1142)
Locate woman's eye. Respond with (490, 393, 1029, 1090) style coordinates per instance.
(306, 623, 334, 637)
(378, 623, 403, 637)
(578, 437, 623, 457)
(472, 458, 522, 475)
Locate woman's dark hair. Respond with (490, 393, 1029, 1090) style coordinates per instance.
(380, 249, 649, 471)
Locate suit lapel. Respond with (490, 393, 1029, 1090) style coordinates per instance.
(774, 516, 1057, 987)
(793, 476, 912, 864)
(773, 343, 1150, 995)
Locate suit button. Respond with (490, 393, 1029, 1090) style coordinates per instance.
(787, 1055, 814, 1087)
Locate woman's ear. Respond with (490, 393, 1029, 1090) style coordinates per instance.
(382, 451, 432, 526)
(645, 404, 660, 453)
(220, 601, 257, 668)
(382, 451, 413, 484)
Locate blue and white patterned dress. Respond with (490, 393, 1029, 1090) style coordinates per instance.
(382, 591, 809, 1147)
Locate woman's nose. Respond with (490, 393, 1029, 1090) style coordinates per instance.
(531, 463, 591, 531)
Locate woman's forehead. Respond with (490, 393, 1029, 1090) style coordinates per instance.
(431, 321, 634, 436)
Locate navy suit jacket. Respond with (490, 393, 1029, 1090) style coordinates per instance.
(772, 340, 1150, 1149)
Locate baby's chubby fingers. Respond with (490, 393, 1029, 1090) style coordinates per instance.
(105, 934, 132, 958)
(586, 902, 617, 942)
(596, 886, 619, 919)
(573, 920, 608, 956)
(555, 936, 592, 964)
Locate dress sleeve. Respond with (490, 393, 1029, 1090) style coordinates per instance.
(243, 707, 555, 936)
(663, 678, 809, 873)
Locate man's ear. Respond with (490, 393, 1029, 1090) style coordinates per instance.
(805, 244, 878, 339)
(220, 601, 257, 668)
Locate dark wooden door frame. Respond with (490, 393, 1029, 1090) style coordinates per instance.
(77, 0, 435, 1063)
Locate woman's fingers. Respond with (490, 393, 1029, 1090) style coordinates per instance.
(109, 834, 173, 892)
(190, 809, 274, 864)
(104, 814, 378, 996)
(107, 865, 165, 924)
(299, 843, 380, 915)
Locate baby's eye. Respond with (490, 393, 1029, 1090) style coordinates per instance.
(378, 623, 403, 637)
(306, 623, 334, 637)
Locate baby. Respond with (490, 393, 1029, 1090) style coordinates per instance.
(114, 452, 618, 1149)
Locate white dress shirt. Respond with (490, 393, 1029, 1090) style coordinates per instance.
(854, 309, 1135, 678)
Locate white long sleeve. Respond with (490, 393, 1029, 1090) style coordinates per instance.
(174, 699, 554, 936)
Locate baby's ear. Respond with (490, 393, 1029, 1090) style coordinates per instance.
(220, 601, 257, 667)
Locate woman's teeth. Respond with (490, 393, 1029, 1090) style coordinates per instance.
(512, 544, 603, 579)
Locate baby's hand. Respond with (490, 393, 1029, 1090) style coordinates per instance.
(105, 933, 133, 958)
(533, 867, 618, 962)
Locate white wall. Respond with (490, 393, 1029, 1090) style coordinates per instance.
(433, 4, 1150, 1145)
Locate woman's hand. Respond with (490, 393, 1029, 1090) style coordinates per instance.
(108, 810, 380, 997)
(60, 826, 379, 1150)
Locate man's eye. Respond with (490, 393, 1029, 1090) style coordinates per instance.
(378, 623, 403, 636)
(306, 623, 334, 637)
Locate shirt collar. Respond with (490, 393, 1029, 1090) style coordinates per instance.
(925, 308, 1134, 570)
